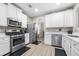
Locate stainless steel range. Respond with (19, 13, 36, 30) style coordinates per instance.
(6, 29, 25, 53)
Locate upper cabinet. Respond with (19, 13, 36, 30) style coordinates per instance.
(0, 3, 8, 26)
(55, 12, 64, 27)
(64, 10, 74, 27)
(45, 9, 74, 28)
(16, 6, 22, 22)
(8, 4, 27, 28)
(45, 11, 64, 28)
(8, 4, 17, 21)
(73, 4, 79, 31)
(45, 13, 56, 27)
(21, 13, 27, 28)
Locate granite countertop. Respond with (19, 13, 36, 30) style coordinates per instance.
(63, 34, 79, 43)
(0, 33, 10, 37)
(45, 32, 79, 43)
(45, 32, 67, 35)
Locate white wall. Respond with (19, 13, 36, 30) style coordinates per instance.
(33, 16, 45, 32)
(27, 16, 33, 24)
(33, 16, 45, 38)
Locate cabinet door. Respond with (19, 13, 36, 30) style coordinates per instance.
(45, 14, 53, 27)
(45, 12, 64, 28)
(0, 37, 10, 56)
(64, 38, 71, 56)
(45, 13, 57, 27)
(52, 13, 58, 27)
(71, 47, 79, 56)
(62, 36, 65, 48)
(21, 13, 27, 28)
(71, 40, 79, 56)
(25, 33, 29, 44)
(57, 12, 64, 27)
(0, 4, 7, 26)
(8, 4, 17, 20)
(62, 36, 71, 56)
(44, 34, 52, 45)
(64, 10, 74, 27)
(16, 7, 22, 22)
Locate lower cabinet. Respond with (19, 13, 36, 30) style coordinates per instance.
(71, 40, 79, 56)
(0, 37, 10, 56)
(62, 35, 79, 56)
(44, 34, 52, 45)
(62, 36, 71, 56)
(25, 33, 29, 44)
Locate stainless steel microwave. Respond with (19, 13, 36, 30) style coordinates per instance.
(7, 18, 22, 28)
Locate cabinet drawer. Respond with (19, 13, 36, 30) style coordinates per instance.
(0, 43, 10, 55)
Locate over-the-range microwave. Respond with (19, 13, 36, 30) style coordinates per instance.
(7, 18, 22, 28)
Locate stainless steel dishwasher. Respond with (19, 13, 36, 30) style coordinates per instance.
(51, 34, 62, 47)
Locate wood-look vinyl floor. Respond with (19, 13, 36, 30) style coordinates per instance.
(22, 43, 55, 56)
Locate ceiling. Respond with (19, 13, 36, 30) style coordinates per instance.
(14, 3, 75, 17)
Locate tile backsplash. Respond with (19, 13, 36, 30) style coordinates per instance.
(0, 27, 6, 33)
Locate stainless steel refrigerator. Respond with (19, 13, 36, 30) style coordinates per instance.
(27, 23, 36, 43)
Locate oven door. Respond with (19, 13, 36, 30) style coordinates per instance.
(11, 35, 25, 53)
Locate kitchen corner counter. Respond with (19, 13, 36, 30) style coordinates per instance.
(45, 31, 79, 43)
(63, 34, 79, 43)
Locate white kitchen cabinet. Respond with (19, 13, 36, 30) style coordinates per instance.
(52, 13, 58, 27)
(0, 4, 7, 26)
(62, 35, 79, 56)
(45, 9, 74, 28)
(44, 34, 52, 45)
(8, 4, 17, 21)
(62, 36, 66, 48)
(16, 7, 22, 22)
(64, 38, 71, 56)
(56, 12, 64, 27)
(45, 11, 64, 28)
(45, 13, 57, 27)
(25, 33, 29, 44)
(21, 13, 27, 28)
(16, 8, 27, 28)
(71, 40, 79, 56)
(64, 10, 74, 27)
(73, 4, 79, 30)
(45, 12, 64, 28)
(45, 14, 52, 27)
(62, 36, 71, 56)
(0, 36, 10, 56)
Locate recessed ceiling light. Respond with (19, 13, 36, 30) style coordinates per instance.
(35, 8, 39, 12)
(56, 3, 61, 5)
